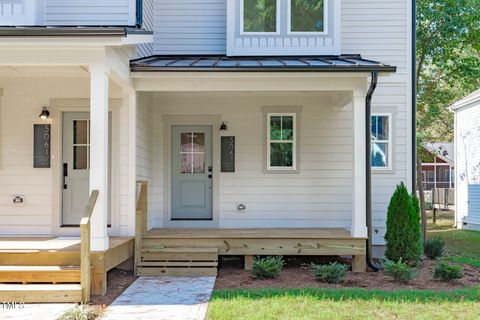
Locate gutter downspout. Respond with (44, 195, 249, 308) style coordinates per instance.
(136, 0, 143, 28)
(366, 71, 381, 271)
(412, 0, 417, 193)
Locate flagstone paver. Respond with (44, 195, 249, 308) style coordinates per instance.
(100, 276, 216, 320)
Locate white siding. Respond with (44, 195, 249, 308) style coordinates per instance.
(0, 75, 126, 236)
(136, 0, 154, 57)
(43, 0, 134, 26)
(148, 93, 355, 229)
(153, 0, 227, 54)
(136, 93, 158, 228)
(454, 102, 480, 230)
(342, 0, 412, 244)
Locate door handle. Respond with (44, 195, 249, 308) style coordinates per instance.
(63, 163, 68, 189)
(208, 174, 212, 179)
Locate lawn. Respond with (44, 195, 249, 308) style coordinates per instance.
(207, 287, 480, 320)
(207, 227, 480, 320)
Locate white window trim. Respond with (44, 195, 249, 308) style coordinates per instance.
(267, 113, 297, 171)
(371, 113, 393, 171)
(287, 0, 328, 35)
(240, 0, 281, 35)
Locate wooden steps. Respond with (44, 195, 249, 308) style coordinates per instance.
(0, 284, 82, 303)
(137, 247, 218, 276)
(0, 266, 80, 283)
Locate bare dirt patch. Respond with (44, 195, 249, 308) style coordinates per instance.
(90, 268, 136, 306)
(215, 256, 480, 291)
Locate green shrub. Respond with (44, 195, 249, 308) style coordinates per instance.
(58, 304, 101, 320)
(433, 262, 464, 281)
(424, 238, 445, 259)
(252, 256, 284, 279)
(309, 262, 349, 284)
(384, 183, 423, 265)
(383, 259, 418, 283)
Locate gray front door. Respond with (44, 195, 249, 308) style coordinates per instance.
(62, 112, 111, 226)
(171, 126, 213, 220)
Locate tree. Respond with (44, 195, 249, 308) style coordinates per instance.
(385, 183, 423, 264)
(416, 0, 480, 236)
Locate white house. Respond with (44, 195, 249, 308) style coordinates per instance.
(451, 88, 480, 231)
(0, 0, 415, 302)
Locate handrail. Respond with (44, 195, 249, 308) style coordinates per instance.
(80, 189, 99, 303)
(134, 181, 148, 276)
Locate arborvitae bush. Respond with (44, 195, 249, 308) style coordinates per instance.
(384, 183, 423, 265)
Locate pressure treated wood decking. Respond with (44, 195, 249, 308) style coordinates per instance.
(137, 228, 367, 274)
(0, 237, 134, 302)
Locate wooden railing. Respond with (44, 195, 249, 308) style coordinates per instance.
(134, 181, 148, 276)
(80, 190, 99, 303)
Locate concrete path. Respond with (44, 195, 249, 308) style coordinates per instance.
(100, 277, 216, 320)
(2, 303, 75, 320)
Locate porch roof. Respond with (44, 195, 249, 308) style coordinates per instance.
(130, 54, 397, 73)
(0, 26, 152, 37)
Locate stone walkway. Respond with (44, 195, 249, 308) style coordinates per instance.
(100, 277, 216, 320)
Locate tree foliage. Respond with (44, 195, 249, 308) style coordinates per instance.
(416, 0, 480, 142)
(385, 183, 423, 265)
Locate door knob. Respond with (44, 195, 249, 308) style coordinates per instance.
(63, 163, 68, 189)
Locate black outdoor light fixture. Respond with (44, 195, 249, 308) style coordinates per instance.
(219, 121, 227, 131)
(39, 106, 50, 120)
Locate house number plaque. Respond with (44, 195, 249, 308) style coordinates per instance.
(33, 124, 51, 168)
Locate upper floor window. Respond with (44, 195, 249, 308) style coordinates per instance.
(371, 114, 392, 170)
(288, 0, 327, 34)
(241, 0, 279, 34)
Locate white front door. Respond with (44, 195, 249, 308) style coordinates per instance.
(62, 112, 111, 226)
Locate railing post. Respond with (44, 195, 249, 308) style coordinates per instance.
(135, 181, 148, 276)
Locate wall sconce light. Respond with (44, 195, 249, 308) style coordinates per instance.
(219, 121, 227, 131)
(39, 107, 50, 120)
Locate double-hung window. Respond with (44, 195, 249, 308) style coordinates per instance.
(288, 0, 327, 34)
(371, 114, 392, 170)
(267, 113, 296, 170)
(241, 0, 279, 34)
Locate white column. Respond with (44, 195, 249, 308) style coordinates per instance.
(89, 64, 110, 251)
(352, 91, 368, 238)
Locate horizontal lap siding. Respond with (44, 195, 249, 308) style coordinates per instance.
(150, 93, 353, 229)
(455, 104, 480, 226)
(136, 0, 154, 58)
(43, 0, 131, 25)
(153, 0, 227, 54)
(342, 0, 410, 244)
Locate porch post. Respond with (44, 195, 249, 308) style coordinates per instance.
(352, 90, 368, 238)
(89, 64, 110, 251)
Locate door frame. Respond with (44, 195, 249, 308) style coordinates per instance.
(50, 98, 121, 237)
(162, 115, 221, 228)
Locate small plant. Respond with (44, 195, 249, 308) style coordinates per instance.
(433, 262, 464, 281)
(251, 256, 284, 280)
(424, 238, 445, 259)
(58, 304, 101, 320)
(309, 262, 349, 284)
(383, 259, 417, 283)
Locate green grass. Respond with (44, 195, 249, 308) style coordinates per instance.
(428, 229, 480, 267)
(207, 288, 480, 320)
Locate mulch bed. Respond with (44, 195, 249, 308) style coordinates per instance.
(90, 268, 137, 306)
(215, 256, 480, 291)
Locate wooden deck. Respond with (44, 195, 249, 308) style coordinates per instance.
(137, 228, 367, 275)
(0, 237, 133, 298)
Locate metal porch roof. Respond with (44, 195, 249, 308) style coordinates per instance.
(130, 55, 397, 73)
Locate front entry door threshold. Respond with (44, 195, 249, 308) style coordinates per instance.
(166, 220, 218, 228)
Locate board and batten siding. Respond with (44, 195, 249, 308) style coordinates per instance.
(148, 93, 355, 230)
(153, 0, 227, 54)
(43, 0, 135, 25)
(454, 102, 480, 230)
